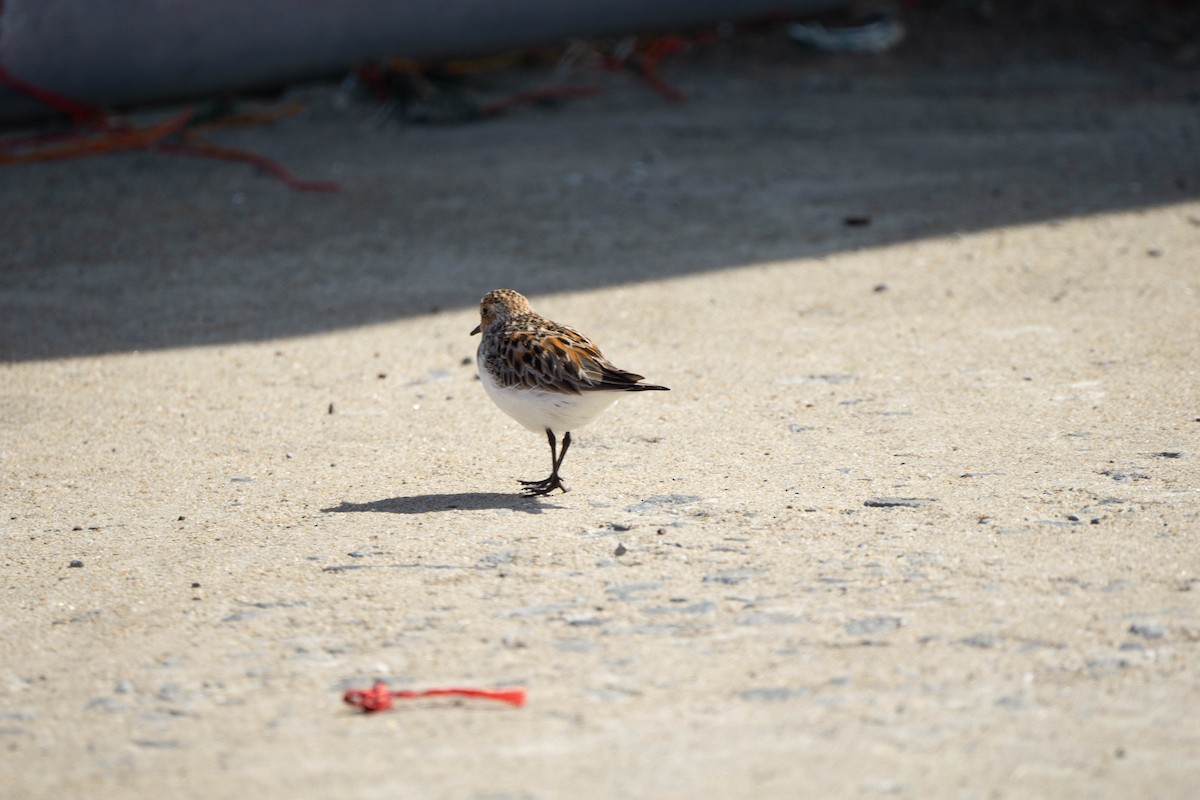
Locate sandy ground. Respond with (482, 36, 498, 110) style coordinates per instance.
(2, 9, 1199, 799)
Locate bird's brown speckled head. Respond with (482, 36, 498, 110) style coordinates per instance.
(471, 289, 533, 336)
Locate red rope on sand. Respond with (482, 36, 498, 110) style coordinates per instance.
(0, 62, 338, 191)
(0, 108, 194, 164)
(155, 139, 340, 193)
(597, 34, 694, 102)
(635, 35, 691, 102)
(343, 681, 526, 713)
(361, 30, 703, 119)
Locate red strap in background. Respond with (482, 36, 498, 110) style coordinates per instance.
(0, 64, 113, 128)
(0, 62, 339, 191)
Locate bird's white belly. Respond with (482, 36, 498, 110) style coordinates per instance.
(479, 360, 619, 434)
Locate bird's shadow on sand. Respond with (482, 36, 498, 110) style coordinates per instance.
(322, 492, 559, 515)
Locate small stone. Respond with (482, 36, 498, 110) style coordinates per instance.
(614, 543, 627, 557)
(1101, 470, 1151, 482)
(703, 568, 763, 586)
(1087, 657, 1130, 674)
(739, 687, 809, 702)
(604, 581, 662, 600)
(555, 640, 595, 652)
(498, 602, 576, 618)
(68, 560, 84, 569)
(1129, 622, 1166, 639)
(646, 601, 715, 616)
(846, 616, 900, 636)
(959, 634, 998, 649)
(736, 612, 806, 626)
(864, 497, 933, 508)
(132, 739, 180, 749)
(479, 551, 516, 567)
(625, 494, 700, 514)
(86, 697, 126, 713)
(1066, 514, 1080, 522)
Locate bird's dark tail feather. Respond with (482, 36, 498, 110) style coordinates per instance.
(625, 384, 670, 392)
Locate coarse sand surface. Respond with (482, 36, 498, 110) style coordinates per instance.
(2, 9, 1198, 798)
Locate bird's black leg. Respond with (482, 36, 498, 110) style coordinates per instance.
(520, 429, 569, 495)
(553, 431, 572, 475)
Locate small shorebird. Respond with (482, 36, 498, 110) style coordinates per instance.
(471, 289, 669, 495)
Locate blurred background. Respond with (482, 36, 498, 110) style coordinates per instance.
(2, 0, 1197, 360)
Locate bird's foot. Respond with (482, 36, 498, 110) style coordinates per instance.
(519, 474, 568, 496)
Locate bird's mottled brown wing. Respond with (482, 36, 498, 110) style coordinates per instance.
(491, 320, 659, 395)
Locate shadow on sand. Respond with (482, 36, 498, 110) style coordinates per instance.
(322, 492, 559, 515)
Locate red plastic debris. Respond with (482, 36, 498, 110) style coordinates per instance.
(343, 681, 526, 713)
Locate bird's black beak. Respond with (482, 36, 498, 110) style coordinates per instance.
(470, 324, 481, 336)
